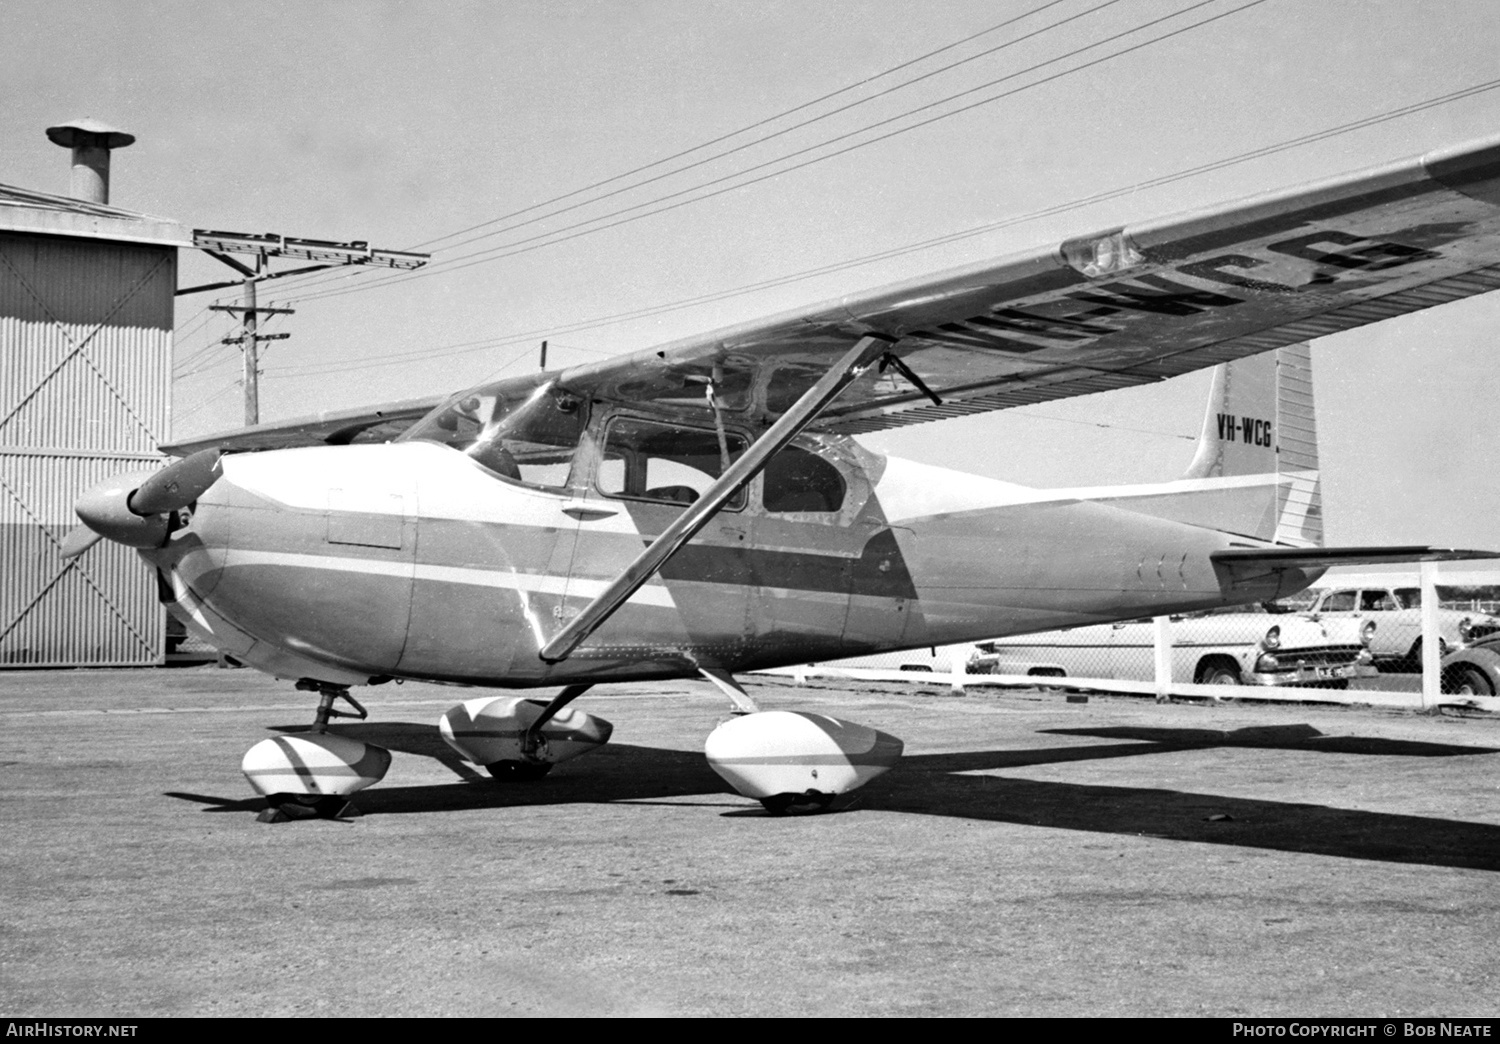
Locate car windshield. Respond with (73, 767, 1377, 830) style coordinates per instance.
(399, 379, 586, 489)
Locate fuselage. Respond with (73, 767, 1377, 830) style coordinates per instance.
(143, 436, 1316, 689)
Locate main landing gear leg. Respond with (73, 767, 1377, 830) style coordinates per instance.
(241, 680, 390, 823)
(698, 667, 760, 715)
(491, 683, 595, 780)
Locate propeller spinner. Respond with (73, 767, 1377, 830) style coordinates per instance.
(61, 449, 222, 558)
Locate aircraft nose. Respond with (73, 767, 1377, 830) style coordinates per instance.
(62, 449, 224, 558)
(69, 469, 172, 554)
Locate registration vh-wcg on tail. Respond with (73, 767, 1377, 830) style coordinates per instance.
(62, 135, 1500, 819)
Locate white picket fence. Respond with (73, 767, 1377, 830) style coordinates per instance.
(753, 564, 1499, 713)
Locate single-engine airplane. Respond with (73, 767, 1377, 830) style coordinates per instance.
(61, 135, 1500, 817)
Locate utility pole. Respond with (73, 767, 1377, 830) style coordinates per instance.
(210, 267, 293, 426)
(179, 231, 429, 427)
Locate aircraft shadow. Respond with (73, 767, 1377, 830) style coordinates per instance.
(163, 721, 1500, 871)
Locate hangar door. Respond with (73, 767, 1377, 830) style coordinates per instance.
(0, 231, 174, 666)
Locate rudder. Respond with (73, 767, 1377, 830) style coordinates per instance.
(1179, 343, 1323, 546)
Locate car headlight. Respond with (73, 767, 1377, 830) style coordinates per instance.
(1459, 617, 1473, 641)
(1261, 625, 1281, 651)
(1361, 620, 1377, 646)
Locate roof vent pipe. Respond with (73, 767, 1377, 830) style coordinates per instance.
(44, 119, 136, 205)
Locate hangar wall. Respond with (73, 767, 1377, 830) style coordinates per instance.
(0, 226, 177, 666)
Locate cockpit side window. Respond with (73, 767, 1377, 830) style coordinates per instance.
(597, 417, 746, 508)
(400, 380, 586, 490)
(762, 445, 846, 513)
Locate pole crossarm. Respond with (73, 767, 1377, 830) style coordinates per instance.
(221, 333, 289, 344)
(192, 229, 428, 269)
(209, 304, 295, 315)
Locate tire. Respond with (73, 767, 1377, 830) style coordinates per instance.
(1402, 638, 1449, 673)
(1196, 660, 1241, 685)
(1442, 664, 1495, 697)
(1401, 640, 1425, 673)
(760, 791, 834, 815)
(485, 760, 553, 781)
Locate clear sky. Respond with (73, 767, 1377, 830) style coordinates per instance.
(5, 0, 1500, 551)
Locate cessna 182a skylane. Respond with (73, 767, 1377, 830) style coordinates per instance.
(61, 134, 1500, 817)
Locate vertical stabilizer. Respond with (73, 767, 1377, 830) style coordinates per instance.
(1180, 344, 1322, 546)
(1089, 345, 1323, 545)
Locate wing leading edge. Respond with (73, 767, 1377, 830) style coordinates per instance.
(167, 135, 1500, 454)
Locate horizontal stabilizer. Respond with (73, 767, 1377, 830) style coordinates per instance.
(1212, 546, 1500, 572)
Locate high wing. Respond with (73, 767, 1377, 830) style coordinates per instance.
(163, 395, 444, 455)
(166, 134, 1500, 455)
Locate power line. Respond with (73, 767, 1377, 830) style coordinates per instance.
(173, 378, 242, 423)
(424, 0, 1124, 258)
(289, 0, 1256, 305)
(408, 0, 1079, 254)
(259, 75, 1500, 383)
(270, 0, 1101, 301)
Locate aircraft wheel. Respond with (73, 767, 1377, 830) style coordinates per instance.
(260, 794, 352, 821)
(485, 760, 553, 781)
(759, 790, 835, 815)
(1443, 664, 1495, 697)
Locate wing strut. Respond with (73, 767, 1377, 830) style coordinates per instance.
(538, 334, 894, 664)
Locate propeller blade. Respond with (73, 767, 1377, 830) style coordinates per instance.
(59, 524, 104, 559)
(128, 449, 223, 516)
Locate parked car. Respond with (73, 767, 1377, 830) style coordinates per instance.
(1439, 631, 1500, 696)
(968, 603, 1377, 688)
(1300, 586, 1500, 670)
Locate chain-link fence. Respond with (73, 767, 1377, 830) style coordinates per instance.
(756, 569, 1500, 708)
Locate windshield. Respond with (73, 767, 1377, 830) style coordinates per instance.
(400, 379, 585, 489)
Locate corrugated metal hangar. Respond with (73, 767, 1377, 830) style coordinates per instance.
(0, 126, 191, 667)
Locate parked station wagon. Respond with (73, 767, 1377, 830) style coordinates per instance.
(1300, 586, 1500, 670)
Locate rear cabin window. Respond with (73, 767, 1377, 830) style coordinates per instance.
(762, 446, 846, 513)
(597, 417, 747, 508)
